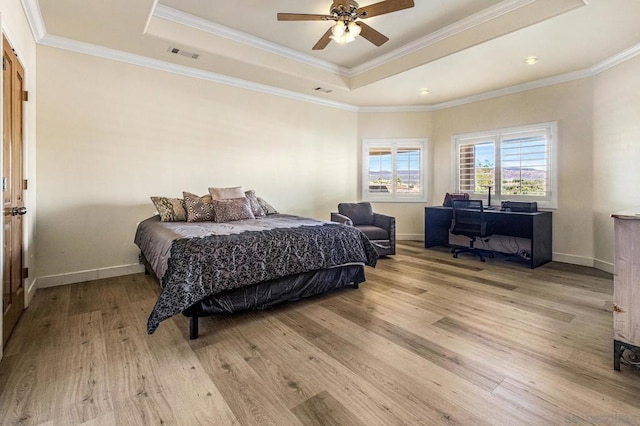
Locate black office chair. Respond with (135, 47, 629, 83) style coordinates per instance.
(450, 199, 494, 262)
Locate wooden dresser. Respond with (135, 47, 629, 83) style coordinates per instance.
(612, 209, 640, 371)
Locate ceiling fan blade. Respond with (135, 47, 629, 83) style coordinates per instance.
(313, 28, 333, 50)
(357, 22, 389, 46)
(277, 13, 333, 21)
(357, 0, 415, 19)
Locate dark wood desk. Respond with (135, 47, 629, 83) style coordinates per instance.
(424, 206, 552, 268)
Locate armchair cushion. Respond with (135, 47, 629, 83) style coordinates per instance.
(338, 202, 374, 226)
(357, 225, 389, 241)
(332, 202, 396, 257)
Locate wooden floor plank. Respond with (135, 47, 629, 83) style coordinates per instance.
(291, 390, 368, 426)
(2, 243, 638, 425)
(195, 340, 303, 426)
(275, 308, 489, 425)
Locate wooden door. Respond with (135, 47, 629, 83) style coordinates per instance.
(2, 35, 26, 346)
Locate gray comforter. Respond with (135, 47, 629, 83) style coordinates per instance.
(134, 214, 378, 333)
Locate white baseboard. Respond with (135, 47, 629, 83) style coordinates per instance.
(594, 258, 614, 274)
(552, 253, 614, 274)
(28, 252, 615, 291)
(35, 263, 145, 289)
(552, 252, 594, 267)
(26, 278, 37, 306)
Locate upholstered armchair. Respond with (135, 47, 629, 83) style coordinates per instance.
(331, 202, 396, 257)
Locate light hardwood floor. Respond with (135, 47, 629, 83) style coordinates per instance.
(1, 242, 639, 425)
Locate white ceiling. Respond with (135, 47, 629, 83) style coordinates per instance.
(31, 0, 640, 108)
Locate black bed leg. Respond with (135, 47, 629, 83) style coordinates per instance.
(352, 282, 359, 289)
(189, 317, 199, 340)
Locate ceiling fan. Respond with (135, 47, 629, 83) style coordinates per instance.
(277, 0, 415, 50)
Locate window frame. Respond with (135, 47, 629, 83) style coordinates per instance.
(361, 138, 427, 203)
(452, 122, 558, 209)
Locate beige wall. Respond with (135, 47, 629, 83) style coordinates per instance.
(357, 80, 596, 265)
(593, 54, 640, 268)
(433, 79, 595, 265)
(0, 0, 37, 358)
(35, 46, 358, 279)
(358, 111, 433, 239)
(33, 40, 640, 285)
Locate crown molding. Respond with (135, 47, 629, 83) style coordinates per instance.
(152, 4, 350, 77)
(38, 34, 358, 112)
(152, 0, 541, 79)
(358, 40, 640, 113)
(18, 0, 640, 115)
(427, 68, 594, 111)
(21, 0, 47, 41)
(358, 105, 437, 113)
(590, 42, 640, 74)
(359, 68, 593, 112)
(349, 0, 537, 76)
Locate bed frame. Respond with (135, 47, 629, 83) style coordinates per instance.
(140, 254, 364, 339)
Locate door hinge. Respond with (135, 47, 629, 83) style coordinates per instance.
(23, 91, 29, 102)
(2, 56, 5, 71)
(2, 177, 6, 192)
(23, 179, 28, 190)
(23, 267, 29, 279)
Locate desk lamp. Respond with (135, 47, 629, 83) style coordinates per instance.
(482, 185, 494, 210)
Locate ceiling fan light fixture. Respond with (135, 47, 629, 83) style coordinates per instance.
(348, 21, 361, 37)
(331, 21, 346, 37)
(278, 0, 414, 50)
(330, 21, 359, 44)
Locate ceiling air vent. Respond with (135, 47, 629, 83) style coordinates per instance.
(167, 46, 200, 60)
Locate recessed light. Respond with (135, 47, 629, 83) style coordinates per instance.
(420, 88, 430, 95)
(524, 56, 539, 65)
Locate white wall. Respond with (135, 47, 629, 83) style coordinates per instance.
(357, 79, 596, 266)
(33, 37, 640, 292)
(35, 46, 358, 282)
(0, 0, 37, 359)
(593, 54, 640, 269)
(433, 79, 595, 266)
(358, 111, 433, 240)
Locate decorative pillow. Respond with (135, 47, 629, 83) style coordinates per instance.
(208, 186, 245, 200)
(257, 197, 278, 215)
(338, 202, 374, 226)
(212, 197, 255, 223)
(151, 196, 187, 222)
(183, 192, 216, 222)
(244, 190, 266, 217)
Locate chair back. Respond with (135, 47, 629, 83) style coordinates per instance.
(450, 199, 489, 237)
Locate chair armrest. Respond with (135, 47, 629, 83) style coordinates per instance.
(373, 213, 394, 231)
(373, 213, 396, 256)
(331, 212, 353, 226)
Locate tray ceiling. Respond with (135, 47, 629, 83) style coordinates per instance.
(32, 0, 640, 107)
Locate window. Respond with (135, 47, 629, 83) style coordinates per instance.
(453, 122, 557, 208)
(362, 139, 426, 202)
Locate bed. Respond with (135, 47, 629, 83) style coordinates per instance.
(134, 214, 378, 339)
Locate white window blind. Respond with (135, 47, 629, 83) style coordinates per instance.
(500, 131, 548, 197)
(457, 138, 495, 194)
(362, 139, 427, 202)
(453, 122, 557, 208)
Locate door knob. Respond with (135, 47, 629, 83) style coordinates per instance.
(11, 207, 27, 216)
